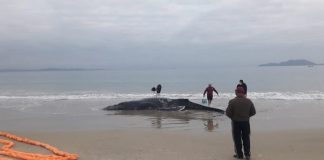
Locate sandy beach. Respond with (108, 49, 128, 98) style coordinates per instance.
(0, 99, 324, 160)
(0, 128, 322, 160)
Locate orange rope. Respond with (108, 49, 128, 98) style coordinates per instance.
(0, 131, 78, 160)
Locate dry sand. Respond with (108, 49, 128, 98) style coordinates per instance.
(2, 129, 323, 160)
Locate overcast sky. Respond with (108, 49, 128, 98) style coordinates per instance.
(1, 0, 324, 69)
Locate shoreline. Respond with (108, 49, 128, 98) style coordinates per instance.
(2, 128, 323, 160)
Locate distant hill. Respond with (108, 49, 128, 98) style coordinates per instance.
(259, 59, 322, 67)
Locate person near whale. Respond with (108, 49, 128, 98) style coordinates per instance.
(226, 86, 256, 159)
(151, 84, 162, 97)
(203, 84, 219, 106)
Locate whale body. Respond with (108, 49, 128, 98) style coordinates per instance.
(103, 98, 224, 114)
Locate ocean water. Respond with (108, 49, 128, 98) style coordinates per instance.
(0, 66, 323, 99)
(0, 66, 323, 132)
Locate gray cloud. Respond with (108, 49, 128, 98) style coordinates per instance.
(1, 0, 324, 68)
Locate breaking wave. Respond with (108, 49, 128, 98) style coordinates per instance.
(0, 92, 323, 101)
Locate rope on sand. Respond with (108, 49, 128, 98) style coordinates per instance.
(0, 131, 78, 160)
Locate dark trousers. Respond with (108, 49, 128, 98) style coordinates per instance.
(232, 121, 251, 157)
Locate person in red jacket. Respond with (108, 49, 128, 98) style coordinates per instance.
(203, 84, 219, 106)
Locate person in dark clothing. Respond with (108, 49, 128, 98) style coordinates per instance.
(156, 84, 162, 94)
(203, 84, 219, 106)
(237, 80, 247, 95)
(226, 86, 256, 159)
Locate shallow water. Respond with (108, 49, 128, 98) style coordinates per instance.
(0, 98, 225, 132)
(0, 98, 323, 133)
(0, 67, 324, 132)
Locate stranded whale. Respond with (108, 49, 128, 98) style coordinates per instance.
(103, 98, 224, 113)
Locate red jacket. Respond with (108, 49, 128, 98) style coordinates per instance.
(204, 86, 218, 97)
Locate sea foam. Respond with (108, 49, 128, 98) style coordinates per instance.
(0, 92, 323, 101)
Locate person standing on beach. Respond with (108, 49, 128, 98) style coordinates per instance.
(156, 84, 162, 95)
(203, 84, 219, 106)
(226, 86, 256, 159)
(237, 80, 247, 95)
(151, 84, 162, 97)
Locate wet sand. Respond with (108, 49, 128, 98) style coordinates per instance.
(3, 128, 324, 160)
(1, 99, 324, 159)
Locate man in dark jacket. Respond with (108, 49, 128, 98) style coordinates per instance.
(226, 86, 256, 159)
(156, 84, 162, 94)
